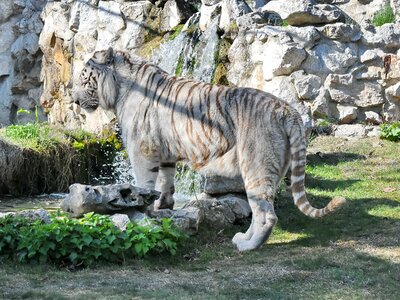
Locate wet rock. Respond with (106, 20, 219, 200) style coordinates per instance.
(61, 183, 160, 217)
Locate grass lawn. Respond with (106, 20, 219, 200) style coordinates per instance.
(1, 136, 399, 299)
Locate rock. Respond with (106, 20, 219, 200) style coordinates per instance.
(337, 104, 358, 124)
(110, 213, 131, 231)
(199, 3, 221, 31)
(184, 193, 251, 228)
(364, 111, 383, 125)
(263, 36, 307, 80)
(61, 183, 160, 217)
(236, 11, 281, 31)
(160, 0, 196, 31)
(320, 24, 362, 42)
(385, 82, 400, 102)
(302, 40, 358, 75)
(332, 124, 379, 138)
(203, 175, 245, 194)
(150, 207, 202, 232)
(361, 23, 400, 50)
(263, 76, 313, 128)
(290, 70, 322, 100)
(17, 209, 51, 224)
(0, 0, 14, 23)
(219, 0, 251, 32)
(359, 48, 384, 63)
(326, 74, 385, 107)
(262, 0, 344, 26)
(311, 88, 331, 119)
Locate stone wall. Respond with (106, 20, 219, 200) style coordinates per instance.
(1, 0, 399, 132)
(0, 0, 47, 126)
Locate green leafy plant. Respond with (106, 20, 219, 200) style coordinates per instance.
(380, 122, 400, 142)
(372, 5, 395, 26)
(0, 212, 184, 266)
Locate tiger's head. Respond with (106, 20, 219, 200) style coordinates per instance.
(73, 47, 117, 111)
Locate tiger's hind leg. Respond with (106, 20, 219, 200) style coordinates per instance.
(154, 162, 176, 210)
(232, 163, 281, 251)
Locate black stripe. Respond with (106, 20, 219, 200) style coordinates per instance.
(160, 162, 176, 168)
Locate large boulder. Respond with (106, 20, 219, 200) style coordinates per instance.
(61, 183, 160, 217)
(326, 74, 385, 107)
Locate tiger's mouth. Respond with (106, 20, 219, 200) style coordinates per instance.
(73, 90, 100, 110)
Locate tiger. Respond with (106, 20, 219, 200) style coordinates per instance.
(73, 47, 346, 251)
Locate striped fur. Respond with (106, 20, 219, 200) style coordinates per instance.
(73, 48, 346, 251)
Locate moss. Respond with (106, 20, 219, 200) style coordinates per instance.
(211, 38, 232, 85)
(168, 24, 185, 41)
(175, 51, 185, 77)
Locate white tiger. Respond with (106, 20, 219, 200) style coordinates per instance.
(73, 47, 346, 251)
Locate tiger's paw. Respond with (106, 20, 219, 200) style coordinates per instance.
(153, 197, 175, 210)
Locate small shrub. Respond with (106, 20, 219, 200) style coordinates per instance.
(380, 122, 400, 142)
(372, 5, 395, 27)
(0, 212, 184, 266)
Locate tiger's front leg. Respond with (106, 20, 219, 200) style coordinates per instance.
(154, 162, 176, 210)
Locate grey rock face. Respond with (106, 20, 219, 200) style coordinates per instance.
(61, 183, 160, 217)
(203, 175, 245, 194)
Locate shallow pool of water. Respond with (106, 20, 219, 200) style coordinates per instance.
(0, 194, 66, 213)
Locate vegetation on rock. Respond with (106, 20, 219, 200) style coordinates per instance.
(372, 5, 396, 26)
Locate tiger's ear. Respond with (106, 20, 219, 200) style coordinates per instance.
(92, 47, 114, 65)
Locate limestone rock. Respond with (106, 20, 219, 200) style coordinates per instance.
(302, 40, 358, 75)
(61, 183, 160, 217)
(361, 23, 400, 50)
(219, 0, 251, 32)
(311, 89, 331, 119)
(203, 175, 245, 194)
(333, 124, 379, 138)
(364, 111, 383, 125)
(385, 82, 400, 102)
(263, 37, 307, 80)
(337, 104, 358, 124)
(320, 24, 362, 42)
(160, 0, 196, 31)
(326, 74, 385, 107)
(236, 11, 281, 31)
(110, 213, 131, 231)
(149, 207, 202, 232)
(184, 193, 251, 228)
(290, 70, 322, 100)
(262, 0, 344, 26)
(199, 2, 221, 31)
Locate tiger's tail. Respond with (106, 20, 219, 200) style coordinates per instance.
(285, 113, 346, 218)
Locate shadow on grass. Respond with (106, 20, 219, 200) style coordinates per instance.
(274, 193, 400, 248)
(306, 152, 366, 167)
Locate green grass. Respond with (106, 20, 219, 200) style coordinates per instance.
(0, 136, 399, 299)
(372, 5, 396, 26)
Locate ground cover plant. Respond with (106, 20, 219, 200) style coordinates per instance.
(380, 121, 400, 142)
(0, 136, 399, 299)
(0, 212, 183, 266)
(372, 5, 396, 26)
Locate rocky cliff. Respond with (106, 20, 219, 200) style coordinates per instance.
(0, 0, 399, 132)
